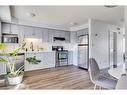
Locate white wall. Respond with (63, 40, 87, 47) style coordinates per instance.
(89, 19, 109, 69)
(89, 19, 124, 69)
(124, 7, 127, 68)
(0, 21, 1, 42)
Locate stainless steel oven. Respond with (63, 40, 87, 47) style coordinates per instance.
(52, 46, 68, 67)
(55, 50, 68, 67)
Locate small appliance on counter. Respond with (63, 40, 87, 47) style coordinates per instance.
(2, 33, 18, 43)
(52, 46, 68, 67)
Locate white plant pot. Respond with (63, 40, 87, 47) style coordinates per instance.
(7, 75, 23, 85)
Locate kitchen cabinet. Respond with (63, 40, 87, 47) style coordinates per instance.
(18, 25, 25, 43)
(19, 26, 43, 40)
(0, 62, 6, 75)
(41, 28, 49, 42)
(48, 29, 70, 43)
(25, 53, 42, 71)
(25, 52, 55, 71)
(68, 51, 73, 65)
(11, 24, 19, 34)
(0, 54, 24, 75)
(65, 31, 70, 43)
(2, 23, 11, 34)
(34, 27, 42, 39)
(2, 23, 19, 34)
(24, 26, 35, 38)
(48, 29, 55, 42)
(38, 52, 55, 68)
(70, 31, 77, 43)
(76, 28, 88, 43)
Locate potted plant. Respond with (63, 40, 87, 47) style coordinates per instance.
(0, 43, 41, 85)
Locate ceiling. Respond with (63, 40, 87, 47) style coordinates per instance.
(0, 6, 11, 22)
(0, 6, 124, 30)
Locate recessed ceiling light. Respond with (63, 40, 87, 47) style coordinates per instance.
(104, 5, 117, 8)
(26, 13, 36, 17)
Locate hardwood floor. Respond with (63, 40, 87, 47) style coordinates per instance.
(0, 66, 94, 89)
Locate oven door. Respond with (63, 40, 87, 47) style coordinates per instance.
(56, 51, 68, 67)
(58, 52, 67, 60)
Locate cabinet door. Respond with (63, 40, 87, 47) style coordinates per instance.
(68, 51, 73, 65)
(48, 29, 54, 42)
(34, 27, 42, 39)
(42, 28, 49, 42)
(55, 30, 66, 38)
(24, 26, 34, 38)
(2, 23, 11, 34)
(65, 31, 70, 43)
(41, 52, 55, 68)
(11, 24, 19, 34)
(0, 62, 6, 75)
(18, 25, 25, 43)
(70, 31, 77, 43)
(77, 28, 88, 43)
(25, 53, 42, 71)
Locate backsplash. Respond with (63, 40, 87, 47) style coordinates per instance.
(3, 38, 77, 52)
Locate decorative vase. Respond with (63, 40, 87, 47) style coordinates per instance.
(7, 75, 23, 85)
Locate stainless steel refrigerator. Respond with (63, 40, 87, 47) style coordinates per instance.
(78, 34, 89, 69)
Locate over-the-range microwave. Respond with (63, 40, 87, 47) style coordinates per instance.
(2, 34, 19, 43)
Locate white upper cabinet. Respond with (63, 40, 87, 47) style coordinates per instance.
(48, 29, 55, 42)
(2, 23, 19, 34)
(34, 27, 42, 39)
(48, 29, 70, 43)
(18, 25, 25, 43)
(11, 24, 19, 34)
(2, 23, 11, 34)
(70, 31, 77, 43)
(76, 28, 88, 43)
(1, 23, 70, 43)
(64, 31, 70, 43)
(42, 28, 49, 42)
(24, 26, 35, 38)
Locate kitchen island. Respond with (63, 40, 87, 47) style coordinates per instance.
(0, 50, 73, 74)
(25, 51, 56, 71)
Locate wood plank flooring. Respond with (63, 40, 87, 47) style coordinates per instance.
(0, 66, 94, 89)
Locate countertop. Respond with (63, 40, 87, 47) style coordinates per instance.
(24, 50, 73, 53)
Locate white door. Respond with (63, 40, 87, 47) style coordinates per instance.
(109, 31, 118, 68)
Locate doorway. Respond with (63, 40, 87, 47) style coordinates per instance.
(109, 29, 125, 68)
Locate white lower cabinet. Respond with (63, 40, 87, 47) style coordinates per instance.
(0, 62, 6, 75)
(25, 52, 55, 71)
(68, 51, 73, 65)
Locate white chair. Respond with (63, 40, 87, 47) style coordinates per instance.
(116, 74, 127, 89)
(89, 58, 117, 90)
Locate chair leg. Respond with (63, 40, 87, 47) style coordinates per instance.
(94, 84, 96, 90)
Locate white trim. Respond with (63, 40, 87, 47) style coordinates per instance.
(70, 22, 89, 31)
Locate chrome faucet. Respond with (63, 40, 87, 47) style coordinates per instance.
(30, 42, 34, 51)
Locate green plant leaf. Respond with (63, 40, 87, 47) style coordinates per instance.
(0, 43, 8, 50)
(0, 58, 8, 63)
(26, 56, 41, 64)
